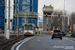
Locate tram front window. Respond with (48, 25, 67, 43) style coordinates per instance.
(25, 25, 32, 30)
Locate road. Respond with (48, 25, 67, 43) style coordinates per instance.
(19, 35, 75, 50)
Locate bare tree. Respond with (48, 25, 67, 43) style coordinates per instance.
(51, 10, 67, 30)
(70, 12, 75, 32)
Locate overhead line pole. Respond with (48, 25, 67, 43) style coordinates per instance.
(5, 0, 10, 39)
(63, 0, 65, 31)
(17, 0, 19, 36)
(8, 0, 10, 31)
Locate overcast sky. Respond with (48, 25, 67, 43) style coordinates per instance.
(38, 0, 75, 20)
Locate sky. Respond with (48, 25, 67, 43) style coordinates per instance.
(38, 0, 75, 20)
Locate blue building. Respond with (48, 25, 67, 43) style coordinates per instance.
(14, 0, 38, 31)
(0, 0, 4, 30)
(0, 0, 38, 30)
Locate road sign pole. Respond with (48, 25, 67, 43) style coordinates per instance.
(68, 17, 69, 25)
(48, 20, 50, 34)
(63, 0, 65, 31)
(67, 15, 70, 36)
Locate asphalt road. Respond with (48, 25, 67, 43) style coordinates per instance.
(19, 35, 75, 50)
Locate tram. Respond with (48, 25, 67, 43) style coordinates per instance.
(23, 23, 35, 36)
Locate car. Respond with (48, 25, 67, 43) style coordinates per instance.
(62, 31, 66, 36)
(52, 30, 62, 40)
(71, 33, 75, 37)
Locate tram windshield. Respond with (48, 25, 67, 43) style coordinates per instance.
(25, 24, 32, 30)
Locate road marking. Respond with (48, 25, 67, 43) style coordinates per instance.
(39, 37, 42, 39)
(65, 38, 75, 43)
(48, 38, 53, 44)
(16, 37, 34, 50)
(51, 43, 53, 44)
(49, 38, 51, 41)
(37, 37, 42, 41)
(11, 40, 23, 50)
(38, 40, 40, 41)
(58, 41, 60, 42)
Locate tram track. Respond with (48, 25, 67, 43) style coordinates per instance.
(0, 35, 28, 50)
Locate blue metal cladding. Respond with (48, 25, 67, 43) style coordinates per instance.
(13, 17, 17, 31)
(0, 0, 5, 30)
(15, 0, 38, 12)
(13, 17, 22, 31)
(33, 0, 38, 13)
(30, 0, 32, 12)
(27, 18, 37, 28)
(30, 0, 38, 12)
(32, 18, 37, 28)
(15, 0, 30, 12)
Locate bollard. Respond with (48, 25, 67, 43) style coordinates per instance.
(67, 32, 70, 37)
(23, 33, 24, 36)
(40, 31, 42, 34)
(37, 29, 39, 35)
(50, 31, 52, 35)
(37, 26, 39, 35)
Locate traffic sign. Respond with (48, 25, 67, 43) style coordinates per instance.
(53, 27, 55, 30)
(70, 26, 72, 30)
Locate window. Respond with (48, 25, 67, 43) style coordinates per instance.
(25, 25, 32, 30)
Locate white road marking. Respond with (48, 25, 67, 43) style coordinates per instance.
(58, 41, 60, 42)
(48, 37, 53, 45)
(11, 40, 23, 50)
(16, 37, 34, 50)
(38, 40, 40, 41)
(49, 38, 51, 41)
(51, 43, 53, 44)
(65, 38, 75, 43)
(37, 37, 42, 41)
(39, 37, 42, 39)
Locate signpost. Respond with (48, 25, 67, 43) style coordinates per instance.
(53, 27, 55, 30)
(70, 26, 72, 30)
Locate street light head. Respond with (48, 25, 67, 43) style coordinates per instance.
(46, 14, 48, 17)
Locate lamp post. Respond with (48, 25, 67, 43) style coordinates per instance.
(17, 0, 19, 36)
(63, 0, 65, 31)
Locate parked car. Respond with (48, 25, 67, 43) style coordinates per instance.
(52, 30, 62, 40)
(71, 33, 75, 37)
(62, 31, 66, 36)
